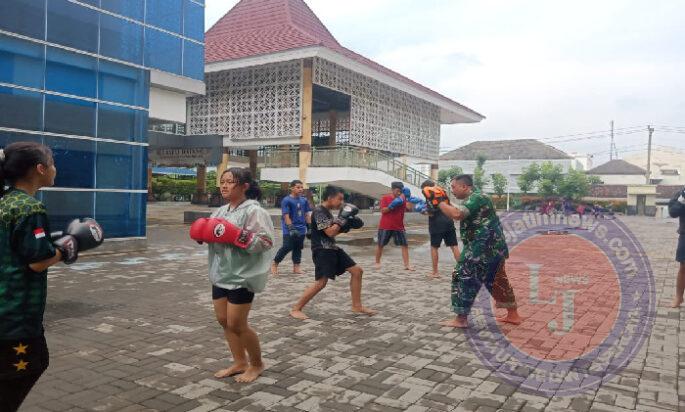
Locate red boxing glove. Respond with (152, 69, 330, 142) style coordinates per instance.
(189, 218, 254, 249)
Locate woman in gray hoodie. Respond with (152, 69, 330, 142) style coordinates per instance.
(190, 167, 275, 383)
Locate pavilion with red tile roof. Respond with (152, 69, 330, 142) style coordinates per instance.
(188, 0, 483, 193)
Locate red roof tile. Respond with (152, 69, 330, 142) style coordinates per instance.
(205, 0, 481, 118)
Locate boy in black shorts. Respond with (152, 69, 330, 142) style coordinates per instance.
(290, 186, 377, 320)
(422, 180, 461, 278)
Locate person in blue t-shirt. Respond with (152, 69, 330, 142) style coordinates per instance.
(271, 180, 312, 275)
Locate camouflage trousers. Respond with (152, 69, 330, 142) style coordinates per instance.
(451, 256, 517, 315)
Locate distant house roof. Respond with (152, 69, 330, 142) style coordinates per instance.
(204, 0, 483, 124)
(439, 139, 572, 161)
(587, 159, 647, 175)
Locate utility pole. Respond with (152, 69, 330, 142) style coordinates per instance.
(610, 120, 614, 160)
(646, 125, 654, 184)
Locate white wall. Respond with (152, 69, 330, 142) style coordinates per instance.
(439, 158, 577, 193)
(593, 174, 647, 185)
(149, 87, 188, 123)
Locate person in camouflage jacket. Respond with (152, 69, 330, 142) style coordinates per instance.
(0, 142, 63, 411)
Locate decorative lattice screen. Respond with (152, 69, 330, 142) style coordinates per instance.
(313, 58, 441, 160)
(187, 61, 302, 140)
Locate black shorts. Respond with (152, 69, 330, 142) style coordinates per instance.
(211, 286, 255, 305)
(377, 229, 408, 247)
(430, 229, 459, 248)
(312, 248, 356, 280)
(677, 234, 685, 263)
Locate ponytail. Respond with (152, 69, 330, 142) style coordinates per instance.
(246, 179, 262, 201)
(223, 167, 262, 201)
(0, 142, 52, 198)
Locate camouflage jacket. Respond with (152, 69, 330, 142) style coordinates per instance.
(0, 188, 56, 339)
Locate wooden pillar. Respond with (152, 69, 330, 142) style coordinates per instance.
(216, 149, 229, 187)
(299, 58, 313, 188)
(147, 164, 154, 201)
(327, 110, 337, 147)
(431, 164, 439, 181)
(248, 149, 258, 178)
(193, 164, 208, 204)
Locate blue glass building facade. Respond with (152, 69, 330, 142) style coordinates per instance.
(0, 0, 205, 238)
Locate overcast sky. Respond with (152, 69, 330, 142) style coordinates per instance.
(205, 0, 685, 163)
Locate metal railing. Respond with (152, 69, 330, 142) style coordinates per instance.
(263, 146, 431, 187)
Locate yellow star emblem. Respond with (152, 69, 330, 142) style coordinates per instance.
(13, 343, 28, 355)
(14, 359, 29, 372)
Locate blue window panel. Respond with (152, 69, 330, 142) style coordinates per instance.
(43, 136, 96, 189)
(0, 36, 45, 89)
(100, 14, 143, 65)
(98, 60, 148, 107)
(42, 191, 95, 230)
(146, 0, 182, 33)
(144, 29, 182, 75)
(46, 47, 97, 98)
(0, 87, 43, 131)
(183, 0, 204, 42)
(0, 132, 42, 148)
(98, 104, 147, 142)
(47, 0, 98, 53)
(183, 41, 204, 80)
(95, 192, 145, 237)
(0, 0, 45, 41)
(100, 0, 144, 21)
(95, 142, 145, 189)
(44, 95, 96, 137)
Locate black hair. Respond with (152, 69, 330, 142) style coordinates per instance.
(391, 181, 404, 190)
(222, 167, 262, 201)
(0, 142, 53, 197)
(322, 185, 344, 201)
(290, 179, 303, 187)
(420, 179, 435, 189)
(451, 174, 473, 187)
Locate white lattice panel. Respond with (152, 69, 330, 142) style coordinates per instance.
(187, 61, 302, 140)
(313, 58, 440, 160)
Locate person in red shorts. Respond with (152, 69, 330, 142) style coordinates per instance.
(375, 181, 414, 271)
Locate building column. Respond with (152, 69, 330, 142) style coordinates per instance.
(147, 164, 155, 201)
(431, 164, 439, 181)
(327, 109, 337, 147)
(299, 58, 313, 187)
(193, 164, 208, 204)
(248, 149, 258, 178)
(216, 148, 229, 187)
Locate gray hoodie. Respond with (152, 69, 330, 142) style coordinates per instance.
(208, 199, 275, 293)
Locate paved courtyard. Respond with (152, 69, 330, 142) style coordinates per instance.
(19, 211, 685, 412)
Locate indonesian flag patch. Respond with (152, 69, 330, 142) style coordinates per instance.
(33, 228, 46, 239)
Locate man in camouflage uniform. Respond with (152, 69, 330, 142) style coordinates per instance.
(425, 175, 520, 328)
(0, 188, 56, 409)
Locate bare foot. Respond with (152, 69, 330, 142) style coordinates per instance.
(234, 364, 264, 383)
(290, 309, 309, 320)
(671, 297, 683, 308)
(427, 272, 440, 279)
(373, 262, 381, 270)
(440, 317, 468, 328)
(405, 266, 415, 272)
(496, 313, 523, 325)
(214, 363, 248, 378)
(293, 265, 303, 274)
(352, 306, 377, 316)
(271, 262, 279, 276)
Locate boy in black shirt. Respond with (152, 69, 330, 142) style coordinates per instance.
(422, 180, 461, 278)
(290, 186, 376, 320)
(669, 186, 685, 307)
